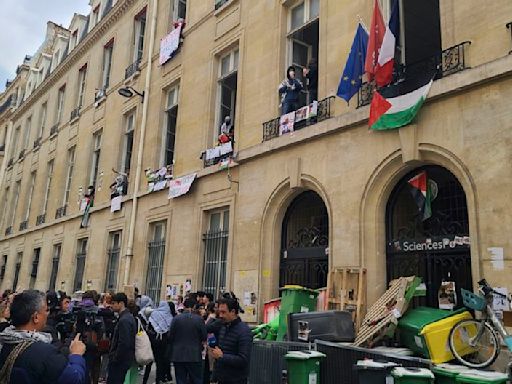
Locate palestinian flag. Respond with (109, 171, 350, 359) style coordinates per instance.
(369, 72, 434, 130)
(408, 171, 432, 221)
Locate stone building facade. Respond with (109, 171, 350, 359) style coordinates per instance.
(1, 0, 512, 322)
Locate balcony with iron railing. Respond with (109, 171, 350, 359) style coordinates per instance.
(125, 58, 141, 79)
(33, 137, 41, 150)
(50, 124, 59, 137)
(19, 220, 28, 231)
(357, 41, 471, 108)
(70, 106, 81, 121)
(36, 214, 46, 226)
(55, 206, 67, 219)
(262, 96, 336, 142)
(202, 141, 234, 168)
(4, 226, 12, 236)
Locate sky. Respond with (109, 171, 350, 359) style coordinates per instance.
(0, 0, 91, 92)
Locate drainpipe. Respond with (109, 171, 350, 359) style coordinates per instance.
(0, 121, 13, 203)
(123, 0, 158, 286)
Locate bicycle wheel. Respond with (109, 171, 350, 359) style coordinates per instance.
(448, 319, 500, 368)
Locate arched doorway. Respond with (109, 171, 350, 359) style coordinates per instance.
(386, 165, 472, 307)
(280, 191, 329, 289)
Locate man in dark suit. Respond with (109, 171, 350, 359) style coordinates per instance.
(168, 298, 207, 384)
(107, 292, 136, 384)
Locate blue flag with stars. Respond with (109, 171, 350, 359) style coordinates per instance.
(337, 23, 369, 103)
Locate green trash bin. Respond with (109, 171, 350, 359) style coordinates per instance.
(392, 367, 435, 384)
(455, 370, 509, 384)
(277, 285, 318, 341)
(397, 307, 465, 358)
(432, 364, 471, 384)
(285, 350, 326, 384)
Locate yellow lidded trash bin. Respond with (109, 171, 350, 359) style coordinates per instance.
(420, 311, 473, 364)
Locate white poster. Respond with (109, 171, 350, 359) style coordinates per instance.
(159, 24, 182, 65)
(488, 247, 504, 270)
(168, 173, 197, 199)
(110, 195, 122, 212)
(279, 111, 295, 136)
(492, 287, 509, 311)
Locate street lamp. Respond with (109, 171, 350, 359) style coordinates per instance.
(118, 86, 144, 101)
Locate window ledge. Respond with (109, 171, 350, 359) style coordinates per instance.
(214, 0, 238, 16)
(69, 116, 80, 125)
(94, 95, 107, 108)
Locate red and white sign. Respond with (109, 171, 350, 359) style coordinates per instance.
(168, 173, 196, 199)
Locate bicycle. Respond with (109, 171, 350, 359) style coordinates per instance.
(448, 279, 512, 368)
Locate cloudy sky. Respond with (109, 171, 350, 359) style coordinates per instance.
(0, 0, 91, 92)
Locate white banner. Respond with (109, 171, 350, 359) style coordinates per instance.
(168, 173, 197, 199)
(159, 24, 182, 65)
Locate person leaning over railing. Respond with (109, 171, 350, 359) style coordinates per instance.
(0, 290, 87, 384)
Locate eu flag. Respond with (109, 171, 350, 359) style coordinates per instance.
(337, 24, 369, 103)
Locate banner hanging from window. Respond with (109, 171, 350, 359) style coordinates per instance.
(159, 23, 183, 65)
(168, 173, 197, 199)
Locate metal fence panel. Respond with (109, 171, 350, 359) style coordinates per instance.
(202, 229, 228, 299)
(105, 247, 120, 292)
(249, 340, 313, 384)
(146, 240, 165, 303)
(316, 340, 431, 384)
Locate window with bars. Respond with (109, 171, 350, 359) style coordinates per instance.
(63, 147, 76, 208)
(42, 160, 54, 215)
(202, 209, 229, 299)
(121, 112, 135, 174)
(73, 239, 88, 292)
(105, 231, 121, 292)
(217, 49, 238, 138)
(12, 252, 22, 291)
(102, 40, 114, 89)
(145, 221, 166, 303)
(29, 248, 41, 289)
(90, 130, 102, 186)
(163, 85, 179, 167)
(49, 244, 61, 291)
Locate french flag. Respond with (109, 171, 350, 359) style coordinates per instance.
(376, 0, 399, 87)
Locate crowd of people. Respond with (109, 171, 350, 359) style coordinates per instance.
(0, 288, 252, 384)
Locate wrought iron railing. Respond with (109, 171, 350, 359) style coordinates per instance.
(4, 226, 12, 236)
(33, 137, 41, 150)
(262, 96, 335, 142)
(18, 149, 25, 160)
(202, 229, 228, 300)
(357, 41, 471, 108)
(19, 220, 28, 231)
(125, 58, 141, 79)
(55, 206, 67, 219)
(202, 144, 234, 167)
(215, 0, 230, 10)
(70, 106, 80, 121)
(36, 214, 46, 226)
(50, 124, 58, 137)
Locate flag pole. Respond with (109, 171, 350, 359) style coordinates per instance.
(357, 14, 369, 33)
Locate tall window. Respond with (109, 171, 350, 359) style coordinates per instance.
(12, 252, 22, 291)
(163, 85, 179, 166)
(0, 255, 7, 282)
(121, 112, 135, 174)
(0, 186, 8, 230)
(56, 85, 66, 123)
(29, 248, 41, 289)
(134, 8, 147, 62)
(91, 5, 100, 27)
(77, 65, 88, 109)
(90, 130, 102, 186)
(102, 40, 114, 89)
(38, 102, 47, 138)
(73, 238, 88, 292)
(22, 116, 32, 150)
(9, 126, 20, 162)
(202, 209, 229, 299)
(63, 147, 76, 208)
(49, 244, 61, 291)
(105, 231, 121, 291)
(217, 49, 238, 137)
(24, 171, 37, 222)
(173, 0, 187, 20)
(288, 0, 319, 106)
(8, 181, 21, 230)
(146, 221, 166, 303)
(42, 160, 54, 215)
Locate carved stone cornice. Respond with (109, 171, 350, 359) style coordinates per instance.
(12, 0, 137, 120)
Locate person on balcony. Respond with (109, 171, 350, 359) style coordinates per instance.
(303, 58, 318, 103)
(278, 66, 303, 115)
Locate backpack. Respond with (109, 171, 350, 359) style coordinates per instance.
(0, 341, 35, 384)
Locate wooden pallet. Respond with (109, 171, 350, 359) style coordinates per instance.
(353, 276, 418, 347)
(326, 267, 367, 330)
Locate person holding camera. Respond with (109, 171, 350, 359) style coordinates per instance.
(278, 66, 303, 115)
(209, 294, 252, 384)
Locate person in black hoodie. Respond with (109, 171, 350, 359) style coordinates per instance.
(107, 293, 136, 384)
(209, 295, 252, 384)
